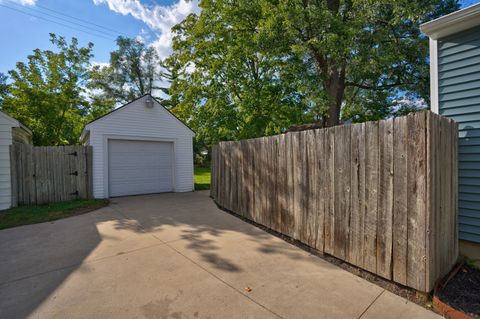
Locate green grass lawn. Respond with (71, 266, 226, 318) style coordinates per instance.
(0, 199, 109, 230)
(194, 166, 211, 190)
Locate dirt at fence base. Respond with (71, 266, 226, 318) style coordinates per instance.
(436, 264, 480, 317)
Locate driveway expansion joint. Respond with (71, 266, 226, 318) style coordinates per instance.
(357, 289, 386, 319)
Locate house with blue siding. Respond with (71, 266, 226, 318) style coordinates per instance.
(421, 3, 480, 257)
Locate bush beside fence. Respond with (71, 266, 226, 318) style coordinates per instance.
(210, 111, 458, 292)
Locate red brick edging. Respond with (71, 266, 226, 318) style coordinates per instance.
(432, 295, 473, 319)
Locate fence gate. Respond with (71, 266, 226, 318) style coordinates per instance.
(10, 144, 93, 206)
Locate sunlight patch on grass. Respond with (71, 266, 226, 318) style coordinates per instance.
(195, 166, 211, 190)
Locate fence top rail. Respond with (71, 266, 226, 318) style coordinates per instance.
(216, 111, 455, 146)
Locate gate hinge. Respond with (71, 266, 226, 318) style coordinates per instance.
(70, 171, 78, 176)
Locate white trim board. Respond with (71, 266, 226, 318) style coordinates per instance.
(429, 38, 439, 114)
(420, 3, 480, 40)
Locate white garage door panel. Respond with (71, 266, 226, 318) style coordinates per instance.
(108, 140, 173, 197)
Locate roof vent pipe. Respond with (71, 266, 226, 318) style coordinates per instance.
(145, 96, 154, 108)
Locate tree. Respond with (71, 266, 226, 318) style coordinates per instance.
(166, 1, 319, 150)
(90, 37, 165, 104)
(0, 73, 7, 104)
(0, 34, 111, 145)
(266, 0, 459, 126)
(167, 0, 459, 145)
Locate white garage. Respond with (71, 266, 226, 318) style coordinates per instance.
(80, 95, 195, 198)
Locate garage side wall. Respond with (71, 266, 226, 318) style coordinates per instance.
(87, 97, 194, 198)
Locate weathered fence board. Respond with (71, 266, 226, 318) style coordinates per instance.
(304, 130, 317, 248)
(348, 122, 365, 267)
(314, 130, 325, 251)
(364, 120, 379, 274)
(406, 112, 426, 290)
(10, 144, 93, 206)
(392, 115, 408, 286)
(377, 119, 394, 279)
(324, 128, 335, 255)
(211, 111, 458, 292)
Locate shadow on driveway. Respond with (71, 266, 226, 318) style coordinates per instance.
(0, 191, 439, 319)
(0, 191, 314, 318)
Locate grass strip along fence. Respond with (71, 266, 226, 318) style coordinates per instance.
(211, 111, 458, 292)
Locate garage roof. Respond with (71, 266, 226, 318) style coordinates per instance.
(0, 110, 32, 135)
(81, 94, 195, 142)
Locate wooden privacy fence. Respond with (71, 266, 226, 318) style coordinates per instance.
(211, 111, 458, 292)
(10, 144, 93, 206)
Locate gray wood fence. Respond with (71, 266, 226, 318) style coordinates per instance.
(210, 111, 458, 292)
(10, 144, 93, 206)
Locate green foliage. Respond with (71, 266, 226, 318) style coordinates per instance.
(89, 37, 166, 104)
(167, 0, 459, 148)
(193, 139, 210, 166)
(263, 0, 459, 124)
(0, 34, 113, 145)
(341, 89, 423, 123)
(165, 0, 318, 150)
(0, 198, 108, 230)
(0, 73, 7, 103)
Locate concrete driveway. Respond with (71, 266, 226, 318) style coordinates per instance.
(0, 191, 440, 319)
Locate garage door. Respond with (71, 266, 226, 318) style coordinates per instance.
(108, 140, 173, 197)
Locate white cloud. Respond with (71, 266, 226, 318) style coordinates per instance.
(391, 96, 427, 113)
(2, 0, 36, 5)
(91, 61, 110, 69)
(135, 28, 151, 43)
(93, 0, 199, 59)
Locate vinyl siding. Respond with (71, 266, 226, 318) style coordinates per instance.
(438, 25, 480, 243)
(0, 120, 12, 210)
(84, 95, 194, 198)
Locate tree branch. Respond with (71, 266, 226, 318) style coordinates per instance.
(345, 80, 414, 90)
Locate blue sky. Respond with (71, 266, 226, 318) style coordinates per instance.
(0, 0, 199, 72)
(0, 0, 477, 74)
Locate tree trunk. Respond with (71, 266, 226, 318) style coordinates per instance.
(325, 67, 346, 127)
(311, 48, 346, 127)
